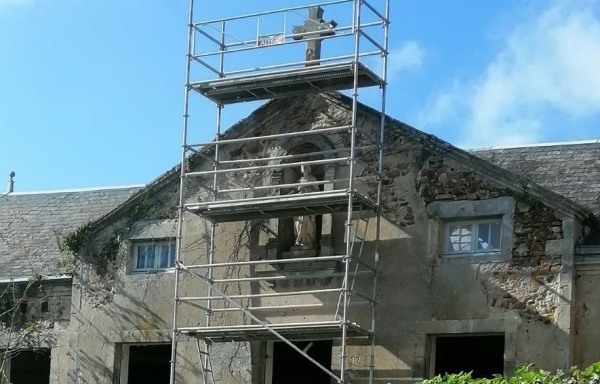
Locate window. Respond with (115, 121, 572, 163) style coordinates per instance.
(444, 218, 502, 255)
(428, 198, 514, 263)
(266, 340, 333, 384)
(132, 240, 176, 273)
(432, 334, 505, 379)
(10, 350, 51, 384)
(116, 344, 171, 384)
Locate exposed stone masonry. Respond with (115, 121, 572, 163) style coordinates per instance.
(513, 201, 563, 266)
(419, 154, 565, 323)
(417, 155, 511, 203)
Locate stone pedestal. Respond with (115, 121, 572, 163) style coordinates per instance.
(282, 245, 318, 259)
(320, 234, 333, 256)
(265, 239, 279, 260)
(255, 246, 338, 287)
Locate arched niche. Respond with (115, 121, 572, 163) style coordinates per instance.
(263, 137, 337, 260)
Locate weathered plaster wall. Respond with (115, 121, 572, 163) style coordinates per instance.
(68, 94, 579, 383)
(67, 182, 257, 383)
(573, 255, 600, 368)
(0, 282, 71, 384)
(413, 150, 574, 375)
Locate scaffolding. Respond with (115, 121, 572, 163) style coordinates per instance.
(170, 1, 389, 383)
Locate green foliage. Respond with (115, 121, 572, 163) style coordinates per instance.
(95, 235, 120, 276)
(12, 321, 43, 348)
(126, 190, 155, 227)
(59, 222, 92, 255)
(130, 201, 152, 225)
(55, 191, 158, 279)
(419, 364, 600, 384)
(55, 251, 76, 274)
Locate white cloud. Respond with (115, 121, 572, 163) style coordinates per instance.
(386, 41, 425, 79)
(419, 1, 600, 148)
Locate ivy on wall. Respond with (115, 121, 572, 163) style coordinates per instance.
(54, 192, 157, 275)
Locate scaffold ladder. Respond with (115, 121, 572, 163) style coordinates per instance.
(196, 340, 215, 384)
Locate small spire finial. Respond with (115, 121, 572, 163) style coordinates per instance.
(7, 171, 15, 194)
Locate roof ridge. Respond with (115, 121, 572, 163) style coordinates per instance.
(470, 138, 600, 151)
(4, 184, 145, 196)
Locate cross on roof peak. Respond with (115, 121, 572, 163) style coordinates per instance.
(292, 6, 337, 66)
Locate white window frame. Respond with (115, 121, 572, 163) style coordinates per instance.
(131, 239, 176, 273)
(444, 218, 502, 256)
(427, 197, 515, 263)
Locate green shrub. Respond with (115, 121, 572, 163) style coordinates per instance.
(419, 363, 600, 384)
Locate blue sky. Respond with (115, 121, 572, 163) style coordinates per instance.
(1, 0, 599, 192)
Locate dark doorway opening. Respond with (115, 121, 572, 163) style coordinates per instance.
(272, 340, 332, 384)
(10, 349, 51, 384)
(128, 344, 171, 384)
(434, 334, 505, 379)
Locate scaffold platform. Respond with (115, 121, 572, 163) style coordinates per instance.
(179, 321, 372, 342)
(185, 190, 376, 222)
(191, 61, 383, 104)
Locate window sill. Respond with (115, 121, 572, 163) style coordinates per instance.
(440, 252, 509, 264)
(130, 268, 176, 275)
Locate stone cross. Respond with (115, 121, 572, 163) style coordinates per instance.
(292, 7, 337, 66)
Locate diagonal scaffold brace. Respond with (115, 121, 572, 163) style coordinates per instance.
(176, 261, 344, 383)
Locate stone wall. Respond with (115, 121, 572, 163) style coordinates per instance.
(417, 154, 511, 203)
(0, 281, 71, 384)
(66, 94, 582, 383)
(417, 153, 565, 326)
(574, 256, 600, 368)
(512, 202, 563, 265)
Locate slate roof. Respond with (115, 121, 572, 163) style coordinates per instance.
(472, 140, 600, 218)
(3, 97, 598, 280)
(0, 186, 142, 279)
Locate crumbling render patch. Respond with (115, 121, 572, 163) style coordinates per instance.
(421, 155, 564, 324)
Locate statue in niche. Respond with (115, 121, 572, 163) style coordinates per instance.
(290, 165, 319, 248)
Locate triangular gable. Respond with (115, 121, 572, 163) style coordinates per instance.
(86, 93, 596, 237)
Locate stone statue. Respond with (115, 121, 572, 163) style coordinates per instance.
(292, 165, 320, 247)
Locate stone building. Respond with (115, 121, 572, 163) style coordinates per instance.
(0, 186, 140, 383)
(1, 93, 600, 383)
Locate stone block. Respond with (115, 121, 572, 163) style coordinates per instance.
(545, 239, 566, 256)
(514, 243, 529, 257)
(284, 260, 338, 272)
(476, 190, 490, 199)
(282, 247, 318, 259)
(517, 202, 531, 213)
(434, 194, 456, 201)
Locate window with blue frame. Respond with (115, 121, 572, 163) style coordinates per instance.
(132, 240, 176, 273)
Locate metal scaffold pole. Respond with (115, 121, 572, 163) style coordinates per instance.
(341, 1, 362, 381)
(170, 0, 195, 383)
(201, 20, 226, 384)
(370, 1, 390, 382)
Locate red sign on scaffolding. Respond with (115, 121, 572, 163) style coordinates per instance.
(257, 34, 285, 47)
